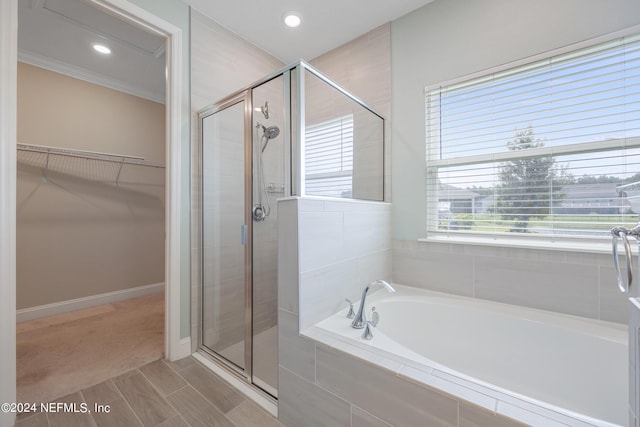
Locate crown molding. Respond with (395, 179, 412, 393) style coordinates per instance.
(18, 48, 165, 104)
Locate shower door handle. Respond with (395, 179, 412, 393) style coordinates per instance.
(241, 224, 248, 246)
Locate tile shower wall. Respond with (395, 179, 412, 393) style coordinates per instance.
(393, 240, 631, 324)
(277, 197, 527, 427)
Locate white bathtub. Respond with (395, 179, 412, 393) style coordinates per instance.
(308, 285, 628, 427)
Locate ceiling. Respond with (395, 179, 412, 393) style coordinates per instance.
(18, 0, 167, 103)
(17, 0, 434, 103)
(185, 0, 434, 63)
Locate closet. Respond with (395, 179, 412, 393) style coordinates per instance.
(16, 62, 166, 316)
(16, 61, 166, 404)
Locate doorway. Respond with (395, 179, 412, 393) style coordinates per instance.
(15, 0, 168, 403)
(0, 0, 184, 419)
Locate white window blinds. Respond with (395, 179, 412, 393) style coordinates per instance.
(426, 32, 640, 238)
(305, 115, 354, 198)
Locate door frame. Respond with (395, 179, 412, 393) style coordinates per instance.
(0, 1, 18, 424)
(197, 91, 254, 382)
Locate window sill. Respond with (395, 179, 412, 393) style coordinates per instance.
(419, 233, 636, 255)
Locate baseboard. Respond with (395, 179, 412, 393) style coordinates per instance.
(16, 282, 165, 323)
(169, 337, 192, 361)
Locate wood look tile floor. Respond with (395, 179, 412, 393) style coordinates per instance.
(15, 356, 284, 427)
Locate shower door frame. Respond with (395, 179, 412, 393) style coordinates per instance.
(194, 61, 384, 405)
(195, 68, 294, 403)
(198, 89, 255, 384)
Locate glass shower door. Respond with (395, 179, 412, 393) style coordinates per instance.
(201, 98, 249, 372)
(251, 76, 284, 397)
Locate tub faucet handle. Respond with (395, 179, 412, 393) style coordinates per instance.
(362, 320, 374, 340)
(370, 307, 379, 327)
(345, 299, 355, 319)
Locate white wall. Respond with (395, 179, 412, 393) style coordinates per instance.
(391, 0, 640, 321)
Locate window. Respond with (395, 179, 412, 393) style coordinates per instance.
(426, 32, 640, 240)
(305, 115, 354, 198)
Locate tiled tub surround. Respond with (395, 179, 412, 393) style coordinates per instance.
(278, 196, 395, 426)
(278, 197, 392, 330)
(277, 197, 525, 426)
(392, 239, 632, 324)
(277, 196, 629, 427)
(307, 285, 628, 427)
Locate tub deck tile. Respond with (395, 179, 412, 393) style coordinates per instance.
(398, 365, 497, 412)
(315, 344, 458, 427)
(460, 402, 530, 427)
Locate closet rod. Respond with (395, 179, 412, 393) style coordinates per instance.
(17, 143, 165, 168)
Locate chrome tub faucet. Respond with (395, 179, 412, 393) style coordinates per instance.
(351, 280, 395, 329)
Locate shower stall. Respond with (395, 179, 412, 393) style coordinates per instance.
(195, 61, 384, 400)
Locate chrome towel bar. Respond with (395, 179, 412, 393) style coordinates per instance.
(611, 224, 640, 293)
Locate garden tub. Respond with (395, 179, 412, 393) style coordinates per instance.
(308, 285, 628, 426)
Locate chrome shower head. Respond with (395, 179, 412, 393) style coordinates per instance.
(263, 125, 280, 140)
(260, 125, 280, 153)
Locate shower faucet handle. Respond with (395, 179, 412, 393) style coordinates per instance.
(345, 299, 355, 319)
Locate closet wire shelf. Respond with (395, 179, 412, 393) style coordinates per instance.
(17, 143, 165, 185)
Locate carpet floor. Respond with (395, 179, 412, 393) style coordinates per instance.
(16, 292, 165, 405)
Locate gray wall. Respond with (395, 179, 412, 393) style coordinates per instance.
(391, 0, 640, 321)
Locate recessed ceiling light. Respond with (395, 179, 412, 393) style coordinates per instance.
(92, 43, 112, 55)
(283, 12, 301, 28)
